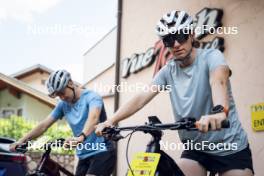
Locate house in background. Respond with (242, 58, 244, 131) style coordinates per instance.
(0, 65, 56, 122)
(11, 64, 53, 94)
(83, 26, 117, 83)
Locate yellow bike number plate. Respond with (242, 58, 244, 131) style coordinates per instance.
(128, 152, 161, 176)
(251, 103, 264, 131)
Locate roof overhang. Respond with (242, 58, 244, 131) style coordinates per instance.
(0, 72, 57, 108)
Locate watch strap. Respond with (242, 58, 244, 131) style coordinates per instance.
(78, 132, 87, 141)
(212, 105, 229, 117)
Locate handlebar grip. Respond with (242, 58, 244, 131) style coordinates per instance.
(102, 127, 114, 134)
(207, 120, 230, 130)
(15, 143, 28, 153)
(221, 120, 230, 128)
(101, 127, 124, 141)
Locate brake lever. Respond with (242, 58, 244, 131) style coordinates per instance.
(102, 127, 124, 141)
(170, 118, 230, 131)
(190, 119, 230, 131)
(15, 142, 28, 153)
(111, 134, 124, 141)
(172, 118, 197, 131)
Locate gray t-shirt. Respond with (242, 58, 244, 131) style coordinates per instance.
(152, 48, 248, 156)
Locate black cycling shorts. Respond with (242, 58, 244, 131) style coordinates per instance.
(181, 144, 254, 174)
(75, 150, 116, 176)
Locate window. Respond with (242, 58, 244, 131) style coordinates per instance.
(0, 108, 24, 118)
(17, 108, 23, 116)
(1, 108, 16, 118)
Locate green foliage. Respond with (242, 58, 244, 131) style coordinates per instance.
(0, 115, 74, 154)
(0, 115, 34, 140)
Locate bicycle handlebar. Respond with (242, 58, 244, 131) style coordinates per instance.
(15, 142, 28, 153)
(102, 117, 230, 141)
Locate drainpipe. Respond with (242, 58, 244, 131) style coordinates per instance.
(114, 1, 122, 111)
(113, 0, 122, 176)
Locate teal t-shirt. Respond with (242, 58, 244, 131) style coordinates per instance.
(152, 48, 248, 156)
(51, 89, 112, 159)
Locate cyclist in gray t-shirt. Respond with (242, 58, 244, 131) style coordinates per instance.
(96, 10, 253, 176)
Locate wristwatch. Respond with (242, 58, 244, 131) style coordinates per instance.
(78, 132, 87, 141)
(211, 105, 229, 117)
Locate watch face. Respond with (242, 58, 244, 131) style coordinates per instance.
(212, 105, 224, 113)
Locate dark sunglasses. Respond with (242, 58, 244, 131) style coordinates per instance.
(162, 33, 189, 47)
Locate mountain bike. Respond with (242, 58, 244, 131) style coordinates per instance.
(16, 138, 74, 176)
(102, 116, 230, 176)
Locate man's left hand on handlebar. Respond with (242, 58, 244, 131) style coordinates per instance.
(63, 136, 85, 149)
(196, 112, 227, 133)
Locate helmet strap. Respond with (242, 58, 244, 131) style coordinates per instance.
(67, 85, 76, 103)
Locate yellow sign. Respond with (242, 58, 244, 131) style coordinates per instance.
(128, 152, 161, 176)
(251, 103, 264, 131)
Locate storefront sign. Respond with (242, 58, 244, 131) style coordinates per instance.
(251, 103, 264, 131)
(122, 8, 225, 78)
(122, 48, 155, 78)
(194, 8, 223, 39)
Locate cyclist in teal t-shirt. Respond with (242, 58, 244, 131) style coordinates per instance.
(11, 69, 116, 176)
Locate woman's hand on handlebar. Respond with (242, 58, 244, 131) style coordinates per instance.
(95, 120, 114, 136)
(196, 112, 227, 133)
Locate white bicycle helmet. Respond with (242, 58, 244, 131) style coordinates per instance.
(156, 10, 193, 37)
(46, 70, 71, 97)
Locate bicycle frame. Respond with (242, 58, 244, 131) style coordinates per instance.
(17, 139, 74, 176)
(145, 127, 185, 176)
(30, 147, 74, 176)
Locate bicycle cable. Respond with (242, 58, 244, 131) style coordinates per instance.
(126, 130, 136, 176)
(122, 126, 143, 176)
(117, 125, 165, 176)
